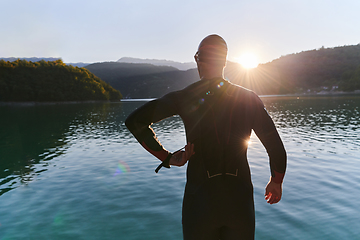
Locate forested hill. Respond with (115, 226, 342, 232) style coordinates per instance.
(86, 62, 179, 79)
(0, 59, 122, 102)
(227, 44, 360, 95)
(0, 57, 90, 68)
(85, 62, 195, 98)
(1, 57, 61, 62)
(86, 44, 360, 98)
(108, 69, 198, 99)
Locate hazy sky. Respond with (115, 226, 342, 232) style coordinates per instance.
(1, 0, 359, 64)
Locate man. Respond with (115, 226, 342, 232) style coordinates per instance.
(125, 34, 287, 240)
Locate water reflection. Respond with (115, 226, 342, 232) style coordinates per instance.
(1, 96, 359, 196)
(253, 96, 360, 240)
(0, 103, 123, 195)
(0, 101, 185, 196)
(1, 96, 360, 239)
(262, 96, 360, 149)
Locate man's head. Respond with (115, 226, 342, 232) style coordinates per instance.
(195, 34, 228, 79)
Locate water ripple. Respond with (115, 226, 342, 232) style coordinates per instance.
(1, 97, 360, 239)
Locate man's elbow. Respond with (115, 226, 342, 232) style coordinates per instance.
(125, 113, 135, 132)
(125, 112, 146, 137)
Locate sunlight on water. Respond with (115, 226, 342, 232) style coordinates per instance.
(0, 96, 359, 239)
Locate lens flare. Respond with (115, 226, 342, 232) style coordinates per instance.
(217, 81, 224, 88)
(114, 161, 130, 176)
(99, 160, 131, 190)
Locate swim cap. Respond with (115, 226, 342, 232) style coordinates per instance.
(196, 34, 227, 63)
(198, 34, 227, 51)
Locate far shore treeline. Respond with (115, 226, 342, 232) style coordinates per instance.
(85, 44, 360, 98)
(0, 59, 122, 102)
(239, 44, 360, 94)
(1, 44, 360, 101)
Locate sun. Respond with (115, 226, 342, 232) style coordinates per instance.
(236, 53, 259, 69)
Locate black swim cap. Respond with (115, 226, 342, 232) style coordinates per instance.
(196, 34, 227, 63)
(198, 34, 227, 51)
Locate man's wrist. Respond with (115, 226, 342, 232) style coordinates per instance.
(271, 170, 285, 184)
(154, 152, 173, 173)
(162, 153, 173, 168)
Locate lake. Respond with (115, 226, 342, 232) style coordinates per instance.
(0, 95, 359, 240)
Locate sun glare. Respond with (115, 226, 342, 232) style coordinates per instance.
(237, 53, 259, 69)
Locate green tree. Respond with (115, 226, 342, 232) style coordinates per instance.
(0, 59, 122, 102)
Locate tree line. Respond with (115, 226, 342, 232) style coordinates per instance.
(232, 44, 360, 94)
(82, 44, 360, 98)
(0, 59, 122, 102)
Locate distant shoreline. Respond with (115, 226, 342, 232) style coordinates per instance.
(2, 91, 360, 106)
(120, 91, 360, 101)
(120, 98, 156, 102)
(0, 100, 121, 106)
(260, 90, 360, 98)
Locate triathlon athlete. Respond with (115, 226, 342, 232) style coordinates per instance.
(125, 34, 287, 240)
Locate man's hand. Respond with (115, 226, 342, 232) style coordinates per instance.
(169, 142, 195, 167)
(265, 179, 282, 204)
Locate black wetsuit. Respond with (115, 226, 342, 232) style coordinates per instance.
(125, 77, 286, 240)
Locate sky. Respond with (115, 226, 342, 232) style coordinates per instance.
(1, 0, 360, 64)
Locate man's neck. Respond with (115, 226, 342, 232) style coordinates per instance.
(197, 62, 225, 80)
(198, 69, 224, 80)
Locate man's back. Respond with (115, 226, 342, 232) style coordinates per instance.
(125, 34, 286, 240)
(144, 77, 285, 192)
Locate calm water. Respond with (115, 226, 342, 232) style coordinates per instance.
(0, 96, 359, 240)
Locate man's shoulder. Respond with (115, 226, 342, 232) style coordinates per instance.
(224, 81, 264, 109)
(226, 81, 258, 98)
(164, 80, 204, 98)
(157, 82, 197, 104)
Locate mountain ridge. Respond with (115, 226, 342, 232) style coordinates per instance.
(3, 43, 360, 99)
(117, 57, 196, 70)
(86, 44, 360, 98)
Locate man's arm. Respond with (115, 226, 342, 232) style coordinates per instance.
(125, 95, 177, 163)
(125, 93, 195, 169)
(252, 95, 287, 204)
